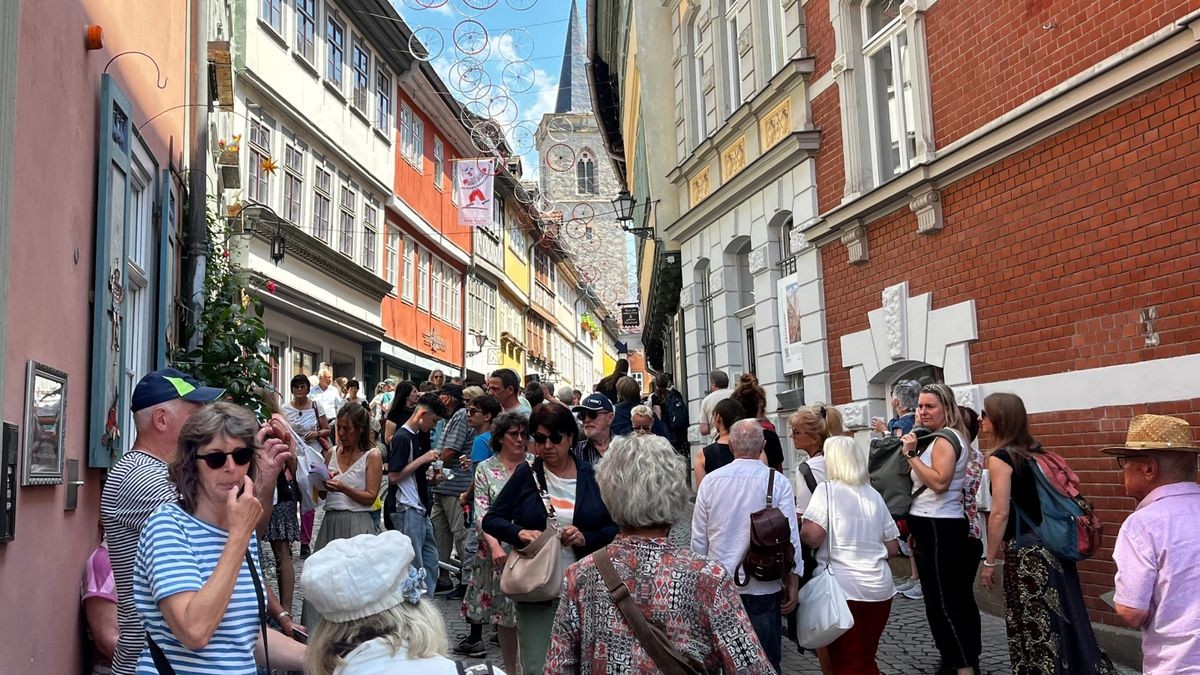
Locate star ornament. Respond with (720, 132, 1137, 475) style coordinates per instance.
(260, 157, 279, 175)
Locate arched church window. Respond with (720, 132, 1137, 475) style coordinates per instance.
(576, 152, 597, 194)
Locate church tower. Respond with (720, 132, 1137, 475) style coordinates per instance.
(536, 0, 631, 313)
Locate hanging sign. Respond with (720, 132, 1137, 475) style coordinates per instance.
(619, 304, 641, 328)
(454, 159, 495, 229)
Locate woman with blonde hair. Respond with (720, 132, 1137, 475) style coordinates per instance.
(789, 404, 845, 514)
(801, 436, 900, 674)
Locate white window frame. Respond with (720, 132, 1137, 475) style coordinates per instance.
(122, 139, 157, 454)
(417, 247, 430, 310)
(400, 104, 424, 170)
(247, 116, 272, 204)
(687, 15, 707, 147)
(433, 137, 445, 190)
(401, 235, 415, 302)
(352, 36, 371, 111)
(312, 164, 332, 242)
(376, 68, 392, 131)
(326, 13, 345, 88)
(338, 183, 356, 257)
(282, 141, 304, 225)
(295, 0, 317, 64)
(448, 268, 462, 327)
(383, 225, 399, 289)
(761, 0, 787, 78)
(721, 0, 742, 118)
(507, 224, 526, 262)
(362, 197, 378, 271)
(261, 0, 283, 35)
(862, 4, 916, 184)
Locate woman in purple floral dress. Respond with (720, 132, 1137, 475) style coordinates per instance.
(462, 412, 527, 674)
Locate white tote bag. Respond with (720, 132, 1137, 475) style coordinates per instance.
(796, 484, 855, 649)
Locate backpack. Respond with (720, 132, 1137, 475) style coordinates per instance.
(1015, 451, 1103, 561)
(734, 470, 796, 585)
(663, 390, 689, 432)
(795, 463, 820, 587)
(868, 428, 962, 519)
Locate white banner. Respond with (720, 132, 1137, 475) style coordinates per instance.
(454, 159, 495, 229)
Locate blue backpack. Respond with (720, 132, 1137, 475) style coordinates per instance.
(1014, 452, 1102, 561)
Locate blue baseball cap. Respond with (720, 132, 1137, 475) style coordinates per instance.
(572, 393, 614, 414)
(130, 368, 226, 412)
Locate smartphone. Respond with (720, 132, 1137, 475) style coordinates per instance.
(290, 626, 309, 644)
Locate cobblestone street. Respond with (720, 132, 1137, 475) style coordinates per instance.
(264, 504, 1141, 674)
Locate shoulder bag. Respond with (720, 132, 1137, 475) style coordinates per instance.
(593, 548, 704, 675)
(795, 484, 855, 649)
(499, 467, 564, 602)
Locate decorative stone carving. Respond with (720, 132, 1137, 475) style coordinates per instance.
(840, 222, 869, 265)
(678, 284, 695, 309)
(789, 225, 809, 254)
(900, 0, 927, 18)
(954, 385, 980, 414)
(737, 25, 753, 57)
(709, 266, 724, 293)
(882, 282, 909, 361)
(702, 65, 715, 93)
(698, 8, 712, 31)
(909, 186, 943, 234)
(720, 136, 747, 180)
(759, 98, 792, 152)
(689, 166, 711, 207)
(749, 244, 769, 275)
(831, 53, 849, 76)
(841, 402, 868, 429)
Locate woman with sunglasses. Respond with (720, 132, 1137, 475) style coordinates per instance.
(459, 412, 528, 673)
(133, 403, 306, 674)
(301, 402, 383, 628)
(483, 403, 618, 674)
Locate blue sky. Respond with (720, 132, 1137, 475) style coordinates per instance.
(391, 0, 581, 178)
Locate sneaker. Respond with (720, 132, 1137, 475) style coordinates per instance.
(453, 638, 486, 657)
(894, 577, 918, 593)
(446, 584, 467, 600)
(299, 543, 311, 557)
(902, 581, 924, 600)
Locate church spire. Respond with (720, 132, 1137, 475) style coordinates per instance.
(554, 0, 591, 114)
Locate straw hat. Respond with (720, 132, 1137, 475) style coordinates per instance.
(1100, 414, 1200, 455)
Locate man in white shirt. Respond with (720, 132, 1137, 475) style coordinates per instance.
(697, 370, 732, 437)
(693, 419, 800, 672)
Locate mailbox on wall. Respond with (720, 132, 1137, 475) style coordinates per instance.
(1, 422, 17, 543)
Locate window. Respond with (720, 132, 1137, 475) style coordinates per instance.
(292, 346, 318, 376)
(449, 269, 461, 326)
(761, 0, 787, 78)
(313, 165, 332, 242)
(326, 14, 345, 87)
(376, 69, 392, 131)
(261, 0, 282, 34)
(295, 0, 316, 63)
(384, 226, 399, 287)
(417, 248, 430, 309)
(468, 278, 498, 338)
(123, 143, 157, 453)
(400, 104, 424, 170)
(283, 143, 304, 225)
(247, 117, 271, 203)
(431, 259, 444, 318)
(433, 137, 445, 190)
(362, 198, 378, 270)
(862, 0, 916, 182)
(401, 236, 415, 301)
(696, 261, 716, 378)
(576, 152, 597, 194)
(352, 37, 371, 111)
(339, 184, 356, 257)
(687, 17, 708, 146)
(730, 239, 755, 310)
(721, 0, 742, 117)
(507, 222, 526, 262)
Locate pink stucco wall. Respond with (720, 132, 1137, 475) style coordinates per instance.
(1, 0, 189, 671)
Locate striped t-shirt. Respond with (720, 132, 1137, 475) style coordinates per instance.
(133, 502, 262, 674)
(100, 450, 177, 675)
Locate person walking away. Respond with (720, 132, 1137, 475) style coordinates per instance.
(483, 403, 618, 673)
(133, 403, 306, 673)
(731, 373, 784, 471)
(302, 530, 508, 674)
(386, 393, 450, 598)
(693, 419, 800, 672)
(594, 358, 629, 404)
(546, 434, 773, 673)
(900, 383, 981, 675)
(1105, 414, 1200, 675)
(572, 393, 615, 465)
(609, 376, 647, 437)
(430, 383, 474, 597)
(693, 398, 748, 487)
(801, 436, 901, 675)
(651, 372, 691, 459)
(698, 371, 733, 438)
(457, 411, 526, 671)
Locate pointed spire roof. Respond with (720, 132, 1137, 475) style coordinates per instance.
(554, 0, 591, 114)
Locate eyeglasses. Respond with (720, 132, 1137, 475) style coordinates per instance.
(196, 447, 254, 470)
(980, 411, 988, 420)
(504, 428, 526, 438)
(632, 425, 653, 433)
(1116, 455, 1145, 469)
(531, 431, 565, 445)
(578, 409, 603, 421)
(466, 407, 481, 415)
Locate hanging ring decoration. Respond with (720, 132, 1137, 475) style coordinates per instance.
(511, 120, 538, 154)
(570, 203, 595, 225)
(453, 19, 489, 56)
(408, 26, 445, 61)
(500, 28, 535, 61)
(506, 0, 538, 10)
(412, 0, 449, 8)
(487, 94, 519, 127)
(547, 117, 574, 143)
(103, 51, 168, 89)
(502, 60, 536, 93)
(546, 144, 576, 173)
(461, 0, 499, 9)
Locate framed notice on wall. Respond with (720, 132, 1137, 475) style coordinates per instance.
(776, 273, 804, 374)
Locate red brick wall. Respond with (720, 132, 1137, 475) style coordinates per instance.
(813, 89, 844, 214)
(925, 0, 1200, 148)
(824, 67, 1200, 406)
(977, 401, 1200, 624)
(805, 0, 836, 80)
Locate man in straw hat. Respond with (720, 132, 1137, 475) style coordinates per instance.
(1102, 414, 1200, 674)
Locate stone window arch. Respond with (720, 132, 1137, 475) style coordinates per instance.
(724, 235, 754, 312)
(576, 150, 597, 194)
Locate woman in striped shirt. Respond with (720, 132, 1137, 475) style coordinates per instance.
(133, 403, 306, 674)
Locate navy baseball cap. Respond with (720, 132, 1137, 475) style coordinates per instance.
(131, 368, 226, 413)
(572, 393, 614, 414)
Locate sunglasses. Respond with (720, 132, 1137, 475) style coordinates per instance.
(578, 409, 604, 421)
(195, 447, 254, 470)
(530, 431, 566, 445)
(632, 425, 652, 433)
(1116, 455, 1145, 469)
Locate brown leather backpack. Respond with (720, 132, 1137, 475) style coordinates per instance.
(734, 470, 796, 586)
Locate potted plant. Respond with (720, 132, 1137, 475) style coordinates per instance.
(217, 135, 242, 189)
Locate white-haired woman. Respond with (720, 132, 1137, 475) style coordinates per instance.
(801, 436, 901, 675)
(302, 530, 506, 674)
(629, 404, 656, 436)
(546, 434, 772, 673)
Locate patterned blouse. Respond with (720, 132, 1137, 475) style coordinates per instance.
(545, 535, 773, 674)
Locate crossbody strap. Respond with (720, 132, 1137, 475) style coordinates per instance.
(766, 469, 776, 508)
(593, 548, 701, 675)
(245, 549, 270, 673)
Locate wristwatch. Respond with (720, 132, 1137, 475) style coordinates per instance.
(905, 447, 922, 459)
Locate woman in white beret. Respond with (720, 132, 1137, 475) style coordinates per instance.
(302, 530, 504, 675)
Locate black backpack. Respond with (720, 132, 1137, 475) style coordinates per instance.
(663, 390, 689, 432)
(795, 463, 820, 588)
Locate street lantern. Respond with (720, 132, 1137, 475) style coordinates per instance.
(270, 227, 286, 265)
(612, 190, 635, 223)
(466, 331, 488, 356)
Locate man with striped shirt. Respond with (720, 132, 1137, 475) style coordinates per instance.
(100, 369, 291, 675)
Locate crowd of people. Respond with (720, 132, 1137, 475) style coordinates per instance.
(83, 359, 1200, 675)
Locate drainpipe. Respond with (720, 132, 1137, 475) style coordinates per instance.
(183, 0, 209, 350)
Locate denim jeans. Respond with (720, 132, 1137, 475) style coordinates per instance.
(390, 506, 440, 598)
(741, 591, 782, 672)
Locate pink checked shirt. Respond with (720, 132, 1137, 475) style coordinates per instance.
(1113, 481, 1200, 674)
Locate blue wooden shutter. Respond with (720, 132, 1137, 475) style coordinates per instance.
(156, 169, 176, 369)
(89, 74, 133, 468)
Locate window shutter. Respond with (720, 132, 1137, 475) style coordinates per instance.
(89, 74, 133, 468)
(155, 169, 177, 369)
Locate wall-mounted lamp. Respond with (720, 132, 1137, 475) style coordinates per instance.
(466, 331, 489, 357)
(270, 227, 286, 265)
(610, 190, 656, 239)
